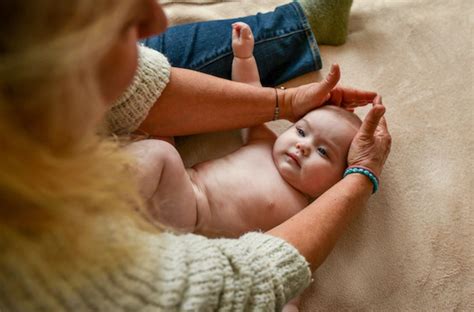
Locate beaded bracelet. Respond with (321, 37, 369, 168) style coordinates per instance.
(343, 166, 379, 194)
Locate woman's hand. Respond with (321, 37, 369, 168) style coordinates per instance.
(268, 96, 390, 271)
(347, 96, 392, 177)
(282, 64, 377, 121)
(268, 97, 390, 270)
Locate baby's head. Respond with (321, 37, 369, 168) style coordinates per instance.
(273, 105, 362, 198)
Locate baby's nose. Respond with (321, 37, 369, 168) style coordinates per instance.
(296, 142, 310, 156)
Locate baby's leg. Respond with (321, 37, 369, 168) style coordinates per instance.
(231, 22, 261, 87)
(125, 139, 197, 231)
(130, 129, 176, 146)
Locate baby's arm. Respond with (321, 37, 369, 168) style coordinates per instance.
(124, 140, 197, 231)
(231, 22, 261, 87)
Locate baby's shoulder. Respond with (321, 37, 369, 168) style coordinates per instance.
(243, 124, 277, 144)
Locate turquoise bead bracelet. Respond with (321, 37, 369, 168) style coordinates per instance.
(343, 166, 379, 194)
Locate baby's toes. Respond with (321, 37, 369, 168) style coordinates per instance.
(241, 26, 253, 40)
(231, 25, 240, 38)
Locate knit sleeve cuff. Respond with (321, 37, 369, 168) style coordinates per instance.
(124, 230, 311, 310)
(182, 232, 311, 309)
(232, 232, 312, 303)
(106, 45, 171, 134)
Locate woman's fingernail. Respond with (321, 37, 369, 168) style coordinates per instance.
(377, 105, 386, 115)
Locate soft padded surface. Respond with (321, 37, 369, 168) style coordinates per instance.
(163, 1, 473, 310)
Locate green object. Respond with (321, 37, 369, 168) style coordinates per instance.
(298, 0, 353, 45)
(343, 166, 380, 194)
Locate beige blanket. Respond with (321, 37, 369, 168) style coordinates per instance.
(163, 1, 473, 310)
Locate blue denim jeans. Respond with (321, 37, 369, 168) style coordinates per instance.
(142, 2, 321, 87)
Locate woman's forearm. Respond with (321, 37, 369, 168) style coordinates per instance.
(138, 67, 286, 136)
(267, 174, 373, 271)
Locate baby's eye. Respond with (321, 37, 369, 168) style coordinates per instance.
(296, 127, 305, 137)
(317, 147, 328, 157)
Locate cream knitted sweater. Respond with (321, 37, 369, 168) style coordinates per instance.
(0, 46, 312, 311)
(107, 45, 171, 135)
(0, 218, 311, 311)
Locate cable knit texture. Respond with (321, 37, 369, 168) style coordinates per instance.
(107, 45, 171, 134)
(0, 219, 311, 311)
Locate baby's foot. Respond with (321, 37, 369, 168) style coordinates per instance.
(298, 0, 353, 45)
(231, 22, 254, 59)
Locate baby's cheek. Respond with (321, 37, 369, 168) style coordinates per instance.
(308, 169, 340, 195)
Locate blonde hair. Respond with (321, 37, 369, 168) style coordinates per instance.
(0, 0, 154, 259)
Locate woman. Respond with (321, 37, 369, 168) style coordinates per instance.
(0, 0, 391, 311)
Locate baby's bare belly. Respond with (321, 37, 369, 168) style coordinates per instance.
(189, 145, 308, 238)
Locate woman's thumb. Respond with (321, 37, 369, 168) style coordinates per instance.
(319, 64, 340, 92)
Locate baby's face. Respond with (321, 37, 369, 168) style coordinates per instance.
(272, 108, 359, 197)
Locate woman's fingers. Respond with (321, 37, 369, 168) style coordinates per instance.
(374, 94, 383, 105)
(327, 86, 377, 108)
(377, 116, 392, 161)
(360, 103, 386, 138)
(345, 88, 377, 103)
(347, 96, 391, 177)
(377, 115, 389, 133)
(373, 97, 389, 136)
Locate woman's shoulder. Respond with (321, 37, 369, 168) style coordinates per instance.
(106, 45, 172, 134)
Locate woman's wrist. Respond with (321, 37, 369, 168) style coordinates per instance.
(343, 173, 373, 196)
(276, 87, 292, 120)
(267, 173, 372, 271)
(344, 166, 379, 194)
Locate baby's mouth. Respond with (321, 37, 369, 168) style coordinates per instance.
(286, 152, 301, 168)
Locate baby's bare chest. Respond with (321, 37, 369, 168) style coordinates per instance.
(193, 144, 308, 232)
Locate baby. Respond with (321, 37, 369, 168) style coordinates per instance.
(127, 22, 362, 239)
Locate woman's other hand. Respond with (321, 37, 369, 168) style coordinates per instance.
(282, 64, 377, 121)
(268, 95, 391, 271)
(347, 95, 392, 177)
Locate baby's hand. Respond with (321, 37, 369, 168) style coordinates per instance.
(232, 22, 254, 59)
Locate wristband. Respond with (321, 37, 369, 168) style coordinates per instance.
(273, 87, 285, 121)
(343, 166, 379, 194)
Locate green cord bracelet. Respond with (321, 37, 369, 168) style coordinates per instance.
(343, 166, 379, 194)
